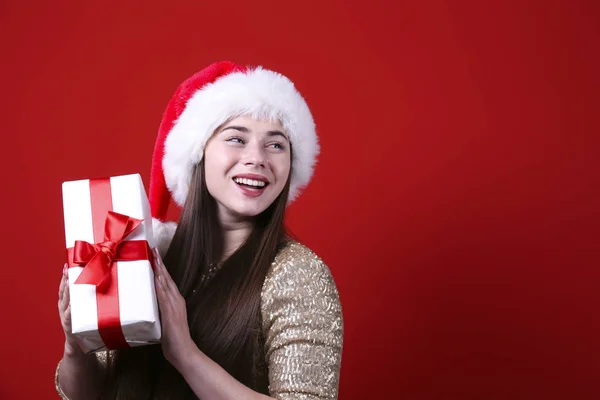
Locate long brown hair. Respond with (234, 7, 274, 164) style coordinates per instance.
(102, 157, 291, 399)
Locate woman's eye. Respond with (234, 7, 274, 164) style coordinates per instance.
(268, 142, 285, 150)
(226, 137, 244, 144)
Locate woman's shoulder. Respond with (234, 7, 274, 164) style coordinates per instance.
(262, 238, 340, 302)
(273, 238, 324, 264)
(267, 238, 331, 278)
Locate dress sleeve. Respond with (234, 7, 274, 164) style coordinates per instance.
(54, 351, 110, 399)
(261, 243, 344, 400)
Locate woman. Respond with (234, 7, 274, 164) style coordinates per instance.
(55, 61, 344, 399)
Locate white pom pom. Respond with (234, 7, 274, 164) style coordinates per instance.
(152, 218, 178, 257)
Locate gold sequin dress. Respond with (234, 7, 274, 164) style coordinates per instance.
(55, 240, 344, 399)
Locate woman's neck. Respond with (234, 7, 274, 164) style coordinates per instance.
(217, 206, 253, 262)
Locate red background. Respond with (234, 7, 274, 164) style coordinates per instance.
(1, 1, 599, 399)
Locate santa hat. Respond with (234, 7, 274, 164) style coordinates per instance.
(149, 61, 319, 254)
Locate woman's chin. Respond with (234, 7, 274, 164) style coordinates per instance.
(224, 202, 270, 220)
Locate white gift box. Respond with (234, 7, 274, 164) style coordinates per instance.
(62, 173, 161, 353)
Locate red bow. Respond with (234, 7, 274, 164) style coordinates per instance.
(68, 211, 152, 292)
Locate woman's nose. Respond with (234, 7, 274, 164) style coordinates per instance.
(242, 143, 267, 167)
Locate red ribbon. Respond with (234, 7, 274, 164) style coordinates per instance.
(66, 178, 153, 350)
(67, 211, 153, 293)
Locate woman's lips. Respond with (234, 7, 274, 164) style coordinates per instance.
(234, 180, 267, 198)
(233, 173, 269, 183)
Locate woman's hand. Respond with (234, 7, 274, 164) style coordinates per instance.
(58, 264, 83, 356)
(151, 250, 272, 400)
(57, 265, 105, 399)
(153, 249, 196, 370)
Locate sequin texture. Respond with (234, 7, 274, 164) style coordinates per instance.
(261, 241, 344, 399)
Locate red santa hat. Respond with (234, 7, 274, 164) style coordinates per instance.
(149, 61, 319, 253)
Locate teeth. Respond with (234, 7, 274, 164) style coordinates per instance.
(234, 177, 266, 187)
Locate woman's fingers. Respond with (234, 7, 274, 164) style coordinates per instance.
(159, 272, 179, 309)
(63, 275, 70, 309)
(58, 265, 70, 311)
(152, 249, 165, 282)
(153, 252, 173, 311)
(154, 249, 179, 297)
(152, 249, 186, 320)
(154, 250, 169, 281)
(58, 264, 73, 335)
(58, 272, 65, 302)
(155, 273, 177, 329)
(64, 304, 71, 326)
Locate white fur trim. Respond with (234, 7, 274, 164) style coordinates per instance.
(163, 67, 319, 206)
(152, 218, 177, 257)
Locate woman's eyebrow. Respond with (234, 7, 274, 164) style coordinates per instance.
(267, 130, 289, 142)
(221, 125, 249, 133)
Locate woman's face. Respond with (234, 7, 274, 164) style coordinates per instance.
(203, 115, 291, 221)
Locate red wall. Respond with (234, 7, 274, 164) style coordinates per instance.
(1, 1, 599, 398)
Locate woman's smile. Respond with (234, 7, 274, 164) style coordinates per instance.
(232, 173, 270, 198)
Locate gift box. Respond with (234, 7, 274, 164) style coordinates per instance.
(62, 173, 161, 353)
